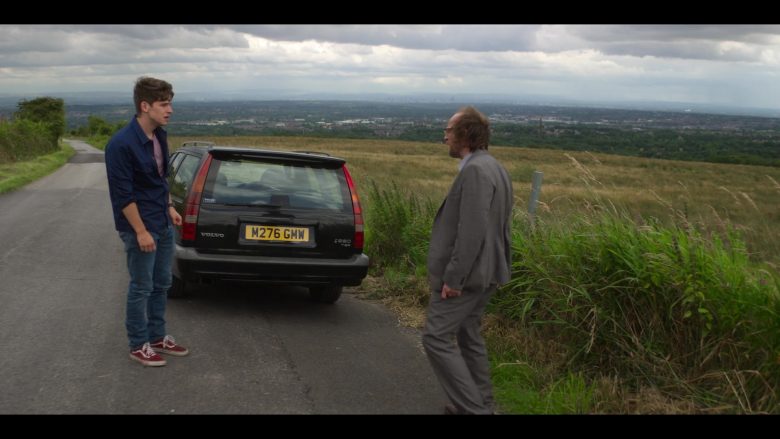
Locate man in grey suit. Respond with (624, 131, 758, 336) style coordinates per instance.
(423, 106, 513, 415)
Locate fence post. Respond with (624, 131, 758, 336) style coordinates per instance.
(528, 171, 543, 229)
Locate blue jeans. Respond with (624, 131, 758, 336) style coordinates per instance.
(119, 225, 174, 350)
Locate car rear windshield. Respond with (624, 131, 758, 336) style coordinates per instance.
(201, 157, 351, 212)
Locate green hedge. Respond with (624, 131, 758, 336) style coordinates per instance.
(0, 119, 57, 163)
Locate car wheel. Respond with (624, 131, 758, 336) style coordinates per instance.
(309, 285, 342, 304)
(169, 275, 188, 298)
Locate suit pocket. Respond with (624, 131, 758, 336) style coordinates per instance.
(462, 246, 491, 293)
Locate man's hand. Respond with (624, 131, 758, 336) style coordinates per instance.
(169, 206, 182, 226)
(136, 230, 156, 252)
(441, 283, 462, 300)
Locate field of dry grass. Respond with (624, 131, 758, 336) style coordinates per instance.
(166, 135, 780, 413)
(169, 135, 780, 266)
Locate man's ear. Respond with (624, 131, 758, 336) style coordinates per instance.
(139, 101, 150, 113)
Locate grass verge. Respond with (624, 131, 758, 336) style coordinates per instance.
(0, 141, 75, 194)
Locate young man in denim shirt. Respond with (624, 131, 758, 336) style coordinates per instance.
(105, 77, 189, 366)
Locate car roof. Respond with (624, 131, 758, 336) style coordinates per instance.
(177, 144, 346, 166)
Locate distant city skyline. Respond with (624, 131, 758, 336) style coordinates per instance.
(2, 25, 780, 115)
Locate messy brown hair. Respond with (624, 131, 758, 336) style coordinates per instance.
(133, 77, 174, 115)
(453, 106, 490, 151)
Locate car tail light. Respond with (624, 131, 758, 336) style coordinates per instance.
(181, 154, 213, 243)
(342, 164, 363, 250)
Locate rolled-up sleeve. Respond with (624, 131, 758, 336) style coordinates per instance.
(105, 141, 136, 211)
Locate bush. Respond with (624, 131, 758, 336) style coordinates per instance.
(0, 118, 56, 163)
(71, 116, 125, 150)
(15, 97, 65, 148)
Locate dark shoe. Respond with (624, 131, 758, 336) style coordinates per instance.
(150, 335, 189, 356)
(129, 342, 166, 367)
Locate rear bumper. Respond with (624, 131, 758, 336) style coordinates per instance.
(174, 245, 369, 286)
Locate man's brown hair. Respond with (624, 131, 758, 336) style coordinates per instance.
(134, 77, 174, 115)
(454, 106, 490, 151)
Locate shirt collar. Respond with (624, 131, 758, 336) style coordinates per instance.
(130, 116, 165, 146)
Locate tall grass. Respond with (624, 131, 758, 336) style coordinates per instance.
(363, 180, 437, 277)
(363, 180, 780, 412)
(498, 207, 780, 412)
(358, 181, 438, 320)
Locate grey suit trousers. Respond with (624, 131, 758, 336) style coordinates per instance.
(422, 285, 497, 415)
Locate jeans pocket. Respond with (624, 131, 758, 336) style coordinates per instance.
(119, 231, 137, 252)
(119, 230, 161, 252)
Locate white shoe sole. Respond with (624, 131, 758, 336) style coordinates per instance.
(129, 353, 167, 366)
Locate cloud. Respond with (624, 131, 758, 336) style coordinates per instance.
(228, 25, 780, 63)
(231, 25, 541, 52)
(563, 25, 780, 62)
(0, 25, 248, 61)
(1, 25, 779, 110)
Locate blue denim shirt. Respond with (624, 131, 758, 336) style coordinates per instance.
(105, 117, 171, 233)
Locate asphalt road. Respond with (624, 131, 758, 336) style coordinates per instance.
(0, 139, 445, 414)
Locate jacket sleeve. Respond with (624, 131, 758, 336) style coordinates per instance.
(442, 164, 493, 290)
(105, 141, 136, 211)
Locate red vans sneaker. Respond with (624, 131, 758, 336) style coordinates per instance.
(150, 335, 189, 356)
(129, 342, 166, 367)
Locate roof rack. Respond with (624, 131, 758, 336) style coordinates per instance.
(181, 141, 215, 147)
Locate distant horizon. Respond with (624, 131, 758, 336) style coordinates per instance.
(1, 90, 778, 119)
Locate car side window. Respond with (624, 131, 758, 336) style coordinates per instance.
(170, 154, 201, 200)
(169, 152, 185, 175)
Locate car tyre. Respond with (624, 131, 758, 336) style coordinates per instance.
(309, 285, 342, 304)
(169, 275, 188, 298)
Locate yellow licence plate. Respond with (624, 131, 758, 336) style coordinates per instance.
(245, 225, 309, 242)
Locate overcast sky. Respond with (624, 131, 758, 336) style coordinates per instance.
(2, 25, 780, 110)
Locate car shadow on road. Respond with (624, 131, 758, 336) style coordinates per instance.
(168, 281, 360, 320)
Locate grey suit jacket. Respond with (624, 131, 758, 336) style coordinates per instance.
(427, 149, 513, 294)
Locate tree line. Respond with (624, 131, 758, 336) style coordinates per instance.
(398, 123, 780, 167)
(0, 97, 65, 163)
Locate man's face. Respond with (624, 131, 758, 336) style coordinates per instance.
(143, 99, 173, 127)
(444, 113, 464, 158)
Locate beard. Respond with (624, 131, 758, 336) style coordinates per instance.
(448, 142, 463, 158)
